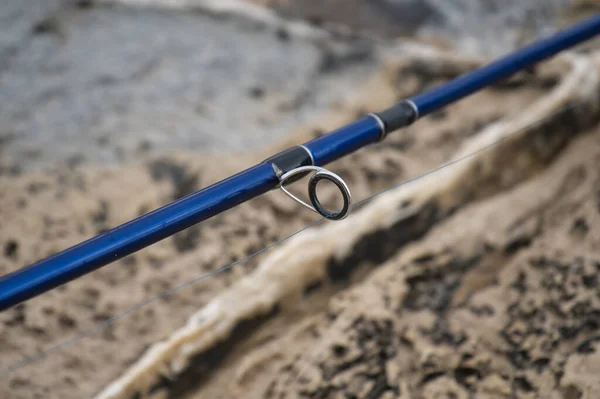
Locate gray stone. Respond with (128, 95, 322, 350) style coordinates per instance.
(0, 2, 376, 173)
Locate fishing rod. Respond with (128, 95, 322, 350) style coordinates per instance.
(1, 14, 600, 311)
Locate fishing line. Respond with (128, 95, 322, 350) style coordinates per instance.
(0, 220, 325, 376)
(2, 92, 597, 376)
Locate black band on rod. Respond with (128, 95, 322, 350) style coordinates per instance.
(374, 100, 418, 134)
(264, 146, 314, 182)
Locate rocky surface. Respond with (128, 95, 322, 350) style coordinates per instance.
(0, 0, 376, 174)
(0, 0, 582, 175)
(254, 0, 570, 55)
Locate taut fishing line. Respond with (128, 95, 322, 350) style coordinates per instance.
(2, 92, 598, 376)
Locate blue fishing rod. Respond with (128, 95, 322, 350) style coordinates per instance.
(2, 14, 600, 311)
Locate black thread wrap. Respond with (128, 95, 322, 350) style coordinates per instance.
(375, 101, 418, 133)
(264, 146, 313, 184)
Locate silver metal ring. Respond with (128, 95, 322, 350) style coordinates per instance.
(368, 113, 387, 141)
(298, 144, 315, 166)
(279, 166, 352, 220)
(405, 99, 420, 119)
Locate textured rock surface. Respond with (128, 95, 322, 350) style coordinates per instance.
(0, 0, 376, 174)
(254, 0, 569, 55)
(0, 0, 580, 175)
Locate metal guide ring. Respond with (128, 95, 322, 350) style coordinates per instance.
(278, 166, 352, 220)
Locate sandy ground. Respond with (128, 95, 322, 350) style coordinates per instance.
(2, 1, 600, 399)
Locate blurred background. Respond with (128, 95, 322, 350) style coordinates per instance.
(0, 0, 582, 174)
(2, 1, 600, 399)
